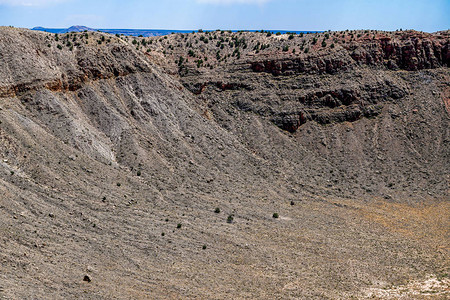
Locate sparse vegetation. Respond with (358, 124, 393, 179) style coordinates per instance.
(227, 215, 234, 223)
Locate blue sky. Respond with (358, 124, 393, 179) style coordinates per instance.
(0, 0, 448, 32)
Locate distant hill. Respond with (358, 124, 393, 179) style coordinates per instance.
(31, 25, 94, 34)
(66, 25, 94, 32)
(31, 25, 318, 37)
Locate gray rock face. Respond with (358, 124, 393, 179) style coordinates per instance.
(0, 27, 448, 299)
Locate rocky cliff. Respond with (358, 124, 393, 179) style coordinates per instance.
(150, 29, 449, 200)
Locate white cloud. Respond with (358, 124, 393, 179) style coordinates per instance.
(197, 0, 272, 4)
(0, 0, 66, 6)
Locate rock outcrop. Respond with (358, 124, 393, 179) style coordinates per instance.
(250, 32, 448, 75)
